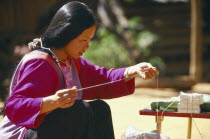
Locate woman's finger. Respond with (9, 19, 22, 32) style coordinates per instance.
(62, 93, 77, 99)
(144, 71, 152, 80)
(60, 101, 75, 108)
(137, 70, 146, 79)
(57, 87, 78, 97)
(58, 95, 77, 108)
(63, 96, 77, 104)
(148, 68, 157, 78)
(138, 69, 154, 80)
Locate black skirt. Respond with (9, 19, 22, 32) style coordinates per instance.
(24, 100, 115, 139)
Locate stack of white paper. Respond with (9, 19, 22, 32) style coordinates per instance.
(178, 92, 203, 113)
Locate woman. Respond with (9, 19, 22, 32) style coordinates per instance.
(0, 1, 159, 139)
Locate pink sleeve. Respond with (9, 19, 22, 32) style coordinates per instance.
(79, 58, 135, 100)
(5, 58, 60, 128)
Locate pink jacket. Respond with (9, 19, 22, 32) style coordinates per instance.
(4, 50, 135, 130)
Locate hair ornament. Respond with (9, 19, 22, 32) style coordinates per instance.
(28, 38, 46, 51)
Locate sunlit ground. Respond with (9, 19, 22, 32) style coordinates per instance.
(106, 85, 210, 139)
(0, 83, 210, 139)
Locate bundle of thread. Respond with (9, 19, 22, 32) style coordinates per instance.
(178, 92, 203, 113)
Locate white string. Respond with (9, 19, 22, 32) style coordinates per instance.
(191, 113, 204, 139)
(190, 96, 204, 139)
(160, 100, 177, 117)
(78, 74, 139, 91)
(159, 95, 204, 139)
(156, 76, 159, 117)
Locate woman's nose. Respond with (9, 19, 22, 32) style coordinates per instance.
(84, 43, 89, 49)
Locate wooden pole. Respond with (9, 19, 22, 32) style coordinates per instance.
(189, 0, 203, 83)
(187, 118, 192, 139)
(155, 115, 164, 133)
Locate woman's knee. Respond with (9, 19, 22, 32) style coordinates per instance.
(96, 100, 110, 110)
(41, 100, 93, 124)
(89, 100, 111, 114)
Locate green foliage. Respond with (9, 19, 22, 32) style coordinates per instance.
(83, 28, 131, 68)
(83, 17, 165, 73)
(128, 16, 144, 31)
(127, 17, 165, 72)
(136, 31, 159, 56)
(127, 17, 159, 57)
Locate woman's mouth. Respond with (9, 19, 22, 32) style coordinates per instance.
(79, 52, 83, 55)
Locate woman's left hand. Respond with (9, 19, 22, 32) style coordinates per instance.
(125, 62, 159, 80)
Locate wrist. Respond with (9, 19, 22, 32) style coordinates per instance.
(124, 67, 129, 78)
(40, 96, 58, 114)
(125, 66, 137, 79)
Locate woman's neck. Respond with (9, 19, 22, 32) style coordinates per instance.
(51, 48, 67, 60)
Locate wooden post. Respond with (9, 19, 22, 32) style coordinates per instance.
(155, 115, 164, 133)
(187, 118, 192, 139)
(189, 0, 203, 83)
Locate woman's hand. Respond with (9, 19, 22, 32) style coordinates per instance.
(40, 86, 78, 115)
(124, 62, 159, 80)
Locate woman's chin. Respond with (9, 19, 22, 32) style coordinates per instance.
(71, 55, 80, 59)
(79, 52, 84, 57)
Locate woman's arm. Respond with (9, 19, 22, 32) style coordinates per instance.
(78, 58, 135, 99)
(5, 59, 61, 128)
(78, 58, 159, 100)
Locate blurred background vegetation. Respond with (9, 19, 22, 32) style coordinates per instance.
(84, 17, 165, 71)
(0, 0, 210, 101)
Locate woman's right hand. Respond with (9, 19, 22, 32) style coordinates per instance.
(40, 86, 78, 115)
(53, 86, 78, 108)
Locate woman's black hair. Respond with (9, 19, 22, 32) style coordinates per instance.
(42, 1, 96, 48)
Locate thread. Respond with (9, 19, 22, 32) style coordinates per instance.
(78, 74, 139, 91)
(159, 94, 204, 139)
(191, 112, 204, 139)
(156, 76, 159, 117)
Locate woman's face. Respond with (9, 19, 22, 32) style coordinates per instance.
(64, 25, 96, 59)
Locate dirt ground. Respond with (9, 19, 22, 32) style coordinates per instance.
(105, 84, 210, 139)
(0, 83, 210, 139)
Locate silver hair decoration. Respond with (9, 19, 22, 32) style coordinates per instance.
(28, 38, 45, 51)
